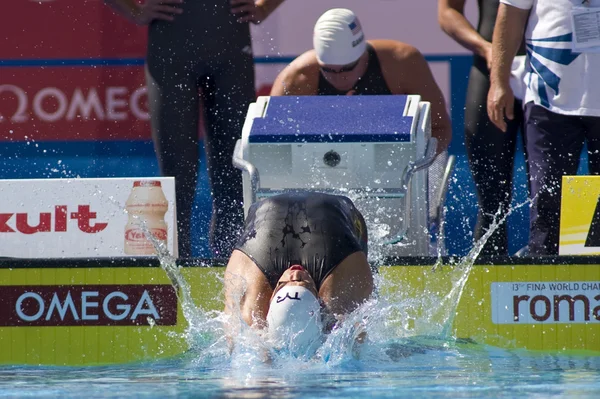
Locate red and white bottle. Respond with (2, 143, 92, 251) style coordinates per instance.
(124, 180, 168, 255)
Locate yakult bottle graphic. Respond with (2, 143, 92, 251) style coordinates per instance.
(124, 180, 168, 255)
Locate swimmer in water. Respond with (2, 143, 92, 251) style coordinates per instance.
(223, 191, 374, 358)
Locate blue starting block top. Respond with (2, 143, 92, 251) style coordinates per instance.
(248, 96, 413, 143)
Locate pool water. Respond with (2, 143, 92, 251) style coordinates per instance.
(1, 340, 599, 398)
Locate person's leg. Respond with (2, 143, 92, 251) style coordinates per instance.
(464, 65, 521, 255)
(584, 115, 600, 174)
(145, 63, 200, 258)
(524, 103, 585, 255)
(201, 52, 255, 257)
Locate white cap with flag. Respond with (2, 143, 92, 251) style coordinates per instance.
(313, 8, 367, 66)
(266, 285, 324, 358)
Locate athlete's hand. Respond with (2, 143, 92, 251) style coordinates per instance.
(487, 80, 514, 133)
(230, 0, 269, 24)
(133, 0, 183, 25)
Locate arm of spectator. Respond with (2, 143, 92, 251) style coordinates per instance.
(438, 0, 493, 69)
(103, 0, 183, 25)
(230, 0, 285, 24)
(487, 2, 530, 132)
(390, 46, 452, 153)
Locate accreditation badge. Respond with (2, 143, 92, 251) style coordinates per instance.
(570, 3, 600, 52)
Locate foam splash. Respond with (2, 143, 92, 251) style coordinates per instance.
(131, 191, 534, 369)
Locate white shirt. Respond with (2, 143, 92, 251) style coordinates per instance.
(501, 0, 600, 117)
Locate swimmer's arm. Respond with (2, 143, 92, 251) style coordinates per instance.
(222, 256, 272, 352)
(270, 72, 317, 96)
(391, 47, 452, 153)
(270, 69, 295, 95)
(270, 57, 319, 96)
(223, 283, 271, 350)
(438, 0, 492, 62)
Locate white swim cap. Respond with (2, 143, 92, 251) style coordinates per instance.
(313, 8, 367, 66)
(266, 285, 324, 358)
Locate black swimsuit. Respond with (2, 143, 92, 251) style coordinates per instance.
(234, 192, 368, 290)
(317, 44, 392, 95)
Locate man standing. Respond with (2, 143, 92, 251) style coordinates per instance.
(105, 0, 285, 258)
(438, 0, 527, 256)
(488, 0, 600, 255)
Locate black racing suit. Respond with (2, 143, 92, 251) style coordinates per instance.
(234, 192, 368, 290)
(317, 43, 392, 95)
(464, 0, 527, 255)
(145, 1, 255, 257)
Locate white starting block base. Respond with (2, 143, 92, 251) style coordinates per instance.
(234, 95, 453, 257)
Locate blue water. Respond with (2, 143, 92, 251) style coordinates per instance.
(2, 342, 600, 398)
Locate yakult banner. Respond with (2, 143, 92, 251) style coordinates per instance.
(0, 177, 178, 258)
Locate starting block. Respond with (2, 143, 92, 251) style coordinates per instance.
(232, 95, 454, 257)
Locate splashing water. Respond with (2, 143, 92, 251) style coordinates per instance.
(4, 189, 598, 398)
(430, 197, 533, 337)
(126, 187, 535, 369)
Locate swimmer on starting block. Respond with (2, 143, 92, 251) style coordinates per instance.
(223, 191, 374, 358)
(270, 8, 452, 153)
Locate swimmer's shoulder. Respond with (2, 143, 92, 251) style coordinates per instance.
(270, 50, 320, 96)
(370, 39, 427, 94)
(371, 39, 424, 65)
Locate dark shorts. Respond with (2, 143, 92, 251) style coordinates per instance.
(524, 102, 600, 255)
(234, 192, 368, 289)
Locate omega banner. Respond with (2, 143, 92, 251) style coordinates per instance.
(0, 265, 189, 366)
(0, 177, 178, 258)
(1, 1, 467, 143)
(0, 284, 177, 327)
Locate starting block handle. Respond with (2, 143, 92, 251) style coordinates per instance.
(386, 136, 438, 245)
(232, 139, 261, 204)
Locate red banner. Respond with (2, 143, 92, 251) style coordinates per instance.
(1, 66, 150, 141)
(1, 0, 147, 59)
(0, 284, 178, 327)
(0, 0, 149, 142)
